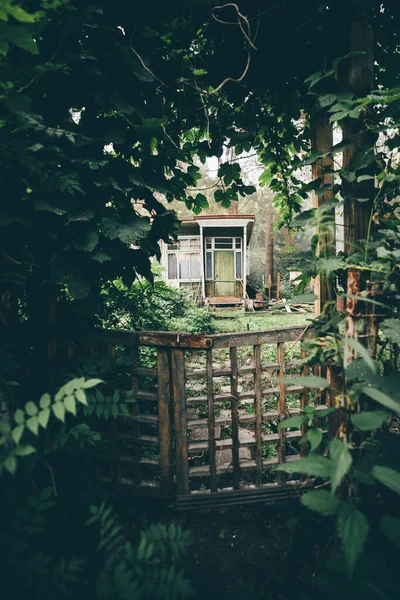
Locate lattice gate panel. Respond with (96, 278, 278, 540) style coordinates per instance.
(176, 327, 328, 508)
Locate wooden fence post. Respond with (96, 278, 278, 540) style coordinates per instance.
(172, 348, 189, 496)
(157, 348, 174, 496)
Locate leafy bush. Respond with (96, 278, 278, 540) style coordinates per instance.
(0, 378, 194, 600)
(100, 279, 191, 331)
(169, 307, 216, 334)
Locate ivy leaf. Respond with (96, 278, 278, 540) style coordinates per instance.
(279, 415, 306, 429)
(83, 379, 103, 389)
(64, 395, 76, 415)
(301, 490, 341, 515)
(277, 455, 331, 477)
(13, 445, 36, 456)
(363, 387, 400, 414)
(26, 416, 39, 435)
(40, 393, 51, 409)
(351, 411, 389, 431)
(4, 455, 17, 474)
(14, 409, 25, 424)
(337, 505, 369, 573)
(75, 389, 87, 405)
(25, 401, 38, 416)
(53, 402, 65, 422)
(38, 409, 50, 429)
(329, 439, 352, 493)
(12, 425, 24, 444)
(372, 466, 400, 494)
(380, 515, 400, 547)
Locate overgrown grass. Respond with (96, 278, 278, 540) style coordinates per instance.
(212, 311, 312, 333)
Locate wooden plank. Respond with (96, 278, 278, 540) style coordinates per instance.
(177, 480, 314, 510)
(138, 331, 213, 349)
(185, 359, 303, 379)
(188, 429, 303, 452)
(206, 349, 217, 492)
(300, 348, 309, 457)
(253, 344, 263, 487)
(212, 325, 314, 348)
(127, 414, 158, 425)
(172, 349, 189, 495)
(136, 390, 158, 402)
(129, 345, 142, 488)
(230, 347, 240, 489)
(277, 342, 286, 483)
(132, 366, 157, 377)
(157, 348, 174, 496)
(189, 454, 300, 477)
(186, 385, 304, 406)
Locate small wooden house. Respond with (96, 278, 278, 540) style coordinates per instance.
(160, 214, 255, 309)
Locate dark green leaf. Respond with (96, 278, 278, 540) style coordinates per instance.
(307, 428, 323, 451)
(337, 506, 369, 573)
(380, 515, 400, 547)
(277, 455, 331, 477)
(4, 455, 17, 474)
(373, 466, 400, 494)
(281, 376, 329, 389)
(351, 411, 389, 431)
(301, 490, 341, 515)
(279, 415, 306, 429)
(329, 439, 352, 493)
(363, 387, 400, 414)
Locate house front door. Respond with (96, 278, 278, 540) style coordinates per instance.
(214, 251, 235, 296)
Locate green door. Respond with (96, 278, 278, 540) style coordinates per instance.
(214, 251, 235, 296)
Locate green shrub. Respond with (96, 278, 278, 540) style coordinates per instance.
(169, 307, 216, 334)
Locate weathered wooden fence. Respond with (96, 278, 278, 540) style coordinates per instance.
(3, 324, 332, 508)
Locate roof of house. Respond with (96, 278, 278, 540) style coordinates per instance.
(179, 214, 255, 241)
(181, 214, 255, 223)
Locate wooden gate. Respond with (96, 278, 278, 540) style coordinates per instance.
(3, 324, 328, 508)
(124, 324, 327, 508)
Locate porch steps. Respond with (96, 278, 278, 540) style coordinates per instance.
(207, 296, 245, 311)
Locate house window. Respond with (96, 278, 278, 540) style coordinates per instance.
(206, 251, 213, 279)
(235, 252, 242, 278)
(167, 237, 201, 281)
(215, 237, 233, 249)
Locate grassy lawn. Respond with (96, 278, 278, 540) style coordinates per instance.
(211, 310, 313, 333)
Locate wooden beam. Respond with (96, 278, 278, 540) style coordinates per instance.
(243, 223, 247, 299)
(342, 0, 375, 255)
(199, 224, 206, 299)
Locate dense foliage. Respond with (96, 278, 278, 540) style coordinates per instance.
(1, 1, 400, 599)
